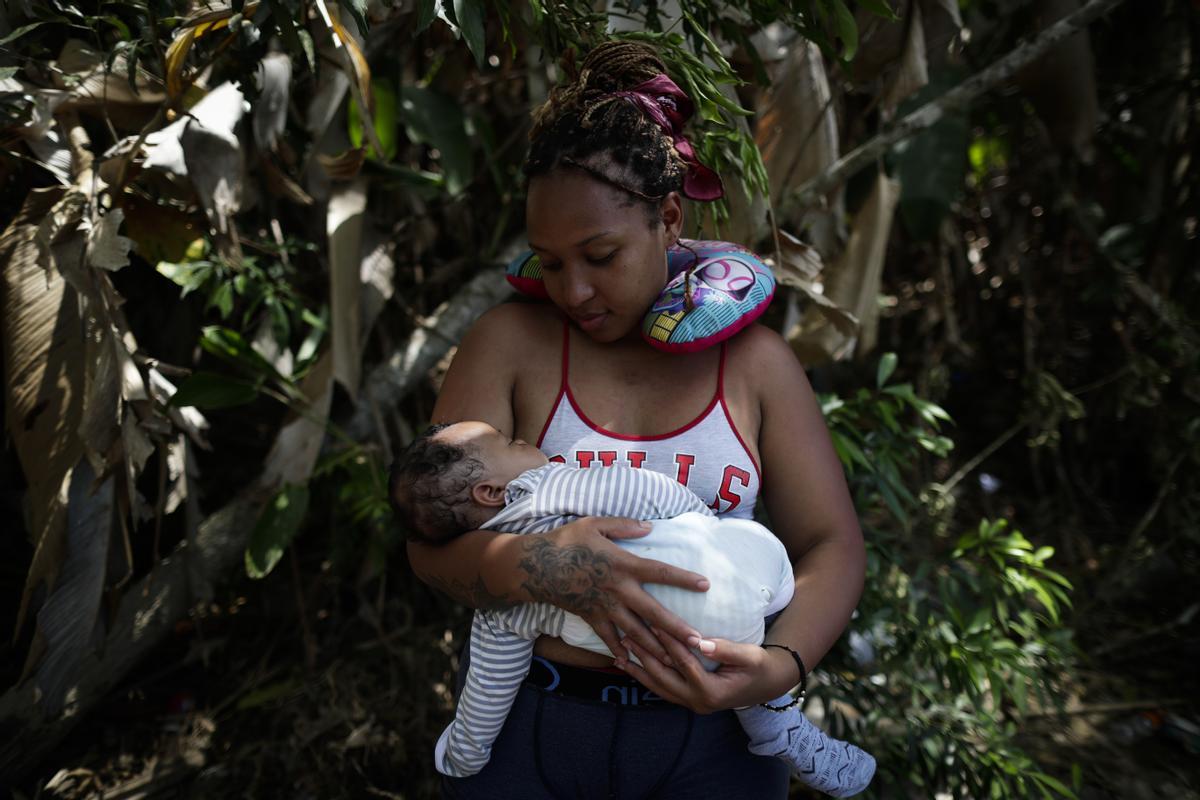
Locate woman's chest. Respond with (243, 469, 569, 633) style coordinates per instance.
(514, 337, 763, 517)
(513, 339, 726, 437)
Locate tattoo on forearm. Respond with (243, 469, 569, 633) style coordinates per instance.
(518, 537, 616, 616)
(425, 573, 515, 611)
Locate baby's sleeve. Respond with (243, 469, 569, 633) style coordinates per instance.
(531, 465, 714, 521)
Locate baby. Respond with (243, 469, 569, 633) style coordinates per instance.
(392, 421, 875, 797)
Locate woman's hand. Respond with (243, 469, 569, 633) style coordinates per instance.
(520, 516, 711, 664)
(614, 630, 799, 714)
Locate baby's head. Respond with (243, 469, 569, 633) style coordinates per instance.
(389, 421, 549, 544)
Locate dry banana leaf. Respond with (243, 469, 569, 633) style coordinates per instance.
(790, 169, 901, 363)
(327, 179, 368, 398)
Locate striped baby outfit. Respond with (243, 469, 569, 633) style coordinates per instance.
(434, 463, 794, 777)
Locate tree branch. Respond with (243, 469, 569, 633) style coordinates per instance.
(0, 494, 266, 782)
(342, 266, 513, 442)
(793, 0, 1130, 206)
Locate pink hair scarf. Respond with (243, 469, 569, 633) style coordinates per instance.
(612, 74, 725, 202)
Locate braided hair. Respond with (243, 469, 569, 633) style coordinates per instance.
(388, 424, 485, 544)
(524, 41, 686, 214)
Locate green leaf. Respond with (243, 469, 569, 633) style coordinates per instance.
(399, 85, 474, 194)
(170, 371, 261, 409)
(245, 483, 310, 578)
(835, 431, 871, 471)
(157, 260, 214, 297)
(913, 397, 953, 425)
(0, 67, 17, 80)
(271, 5, 313, 73)
(1030, 772, 1077, 799)
(208, 280, 234, 318)
(102, 14, 132, 39)
(877, 478, 908, 523)
(876, 352, 898, 388)
(200, 326, 286, 382)
(829, 0, 858, 61)
(858, 0, 899, 19)
(0, 21, 60, 46)
(415, 0, 437, 34)
(969, 135, 1009, 180)
(296, 28, 316, 72)
(348, 78, 399, 161)
(235, 677, 301, 710)
(1011, 669, 1029, 713)
(374, 161, 446, 190)
(453, 0, 487, 67)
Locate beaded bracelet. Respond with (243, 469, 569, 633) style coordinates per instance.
(759, 643, 808, 713)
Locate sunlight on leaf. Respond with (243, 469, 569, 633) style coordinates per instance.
(245, 483, 310, 578)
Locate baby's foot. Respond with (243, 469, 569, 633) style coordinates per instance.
(737, 702, 876, 797)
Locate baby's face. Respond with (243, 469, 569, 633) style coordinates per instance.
(435, 422, 549, 484)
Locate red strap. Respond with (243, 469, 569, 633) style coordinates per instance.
(716, 341, 727, 400)
(560, 318, 571, 393)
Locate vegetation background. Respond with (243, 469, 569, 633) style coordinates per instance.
(1, 0, 1197, 797)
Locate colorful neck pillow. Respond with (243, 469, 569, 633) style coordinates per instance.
(505, 239, 775, 353)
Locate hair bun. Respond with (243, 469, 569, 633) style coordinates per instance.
(525, 41, 688, 201)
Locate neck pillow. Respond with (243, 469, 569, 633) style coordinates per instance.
(505, 239, 775, 353)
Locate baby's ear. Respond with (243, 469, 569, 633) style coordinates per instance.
(472, 479, 506, 508)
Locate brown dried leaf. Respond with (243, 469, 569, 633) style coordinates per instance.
(327, 179, 367, 398)
(922, 0, 962, 29)
(757, 41, 839, 210)
(789, 170, 901, 363)
(262, 156, 315, 206)
(148, 369, 211, 450)
(319, 3, 383, 159)
(164, 4, 259, 100)
(253, 52, 292, 152)
(850, 10, 908, 84)
(84, 209, 134, 271)
(118, 195, 205, 265)
(29, 458, 116, 714)
(880, 1, 929, 119)
(773, 231, 859, 343)
(56, 39, 165, 106)
(260, 351, 335, 490)
(1, 188, 84, 638)
(360, 231, 396, 341)
(317, 148, 366, 181)
(142, 82, 245, 258)
(1015, 0, 1099, 162)
(776, 230, 824, 282)
(77, 293, 123, 474)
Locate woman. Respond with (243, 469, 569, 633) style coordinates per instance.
(408, 42, 865, 799)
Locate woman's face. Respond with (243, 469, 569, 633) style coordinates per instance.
(526, 168, 683, 342)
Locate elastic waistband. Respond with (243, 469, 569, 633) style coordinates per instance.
(525, 657, 670, 707)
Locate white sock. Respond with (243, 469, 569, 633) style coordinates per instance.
(736, 699, 876, 798)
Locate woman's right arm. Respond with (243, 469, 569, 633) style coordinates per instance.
(406, 305, 527, 609)
(405, 304, 710, 659)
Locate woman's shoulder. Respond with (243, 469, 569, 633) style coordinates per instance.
(726, 323, 802, 376)
(465, 300, 562, 350)
(723, 323, 814, 405)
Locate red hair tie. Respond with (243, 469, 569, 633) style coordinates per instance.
(612, 74, 725, 202)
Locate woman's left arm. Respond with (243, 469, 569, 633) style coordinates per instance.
(618, 326, 865, 711)
(754, 326, 865, 670)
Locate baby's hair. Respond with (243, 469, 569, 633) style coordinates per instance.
(524, 41, 685, 219)
(389, 423, 484, 544)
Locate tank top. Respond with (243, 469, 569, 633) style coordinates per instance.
(537, 322, 761, 519)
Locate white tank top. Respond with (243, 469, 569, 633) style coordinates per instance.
(537, 322, 762, 519)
